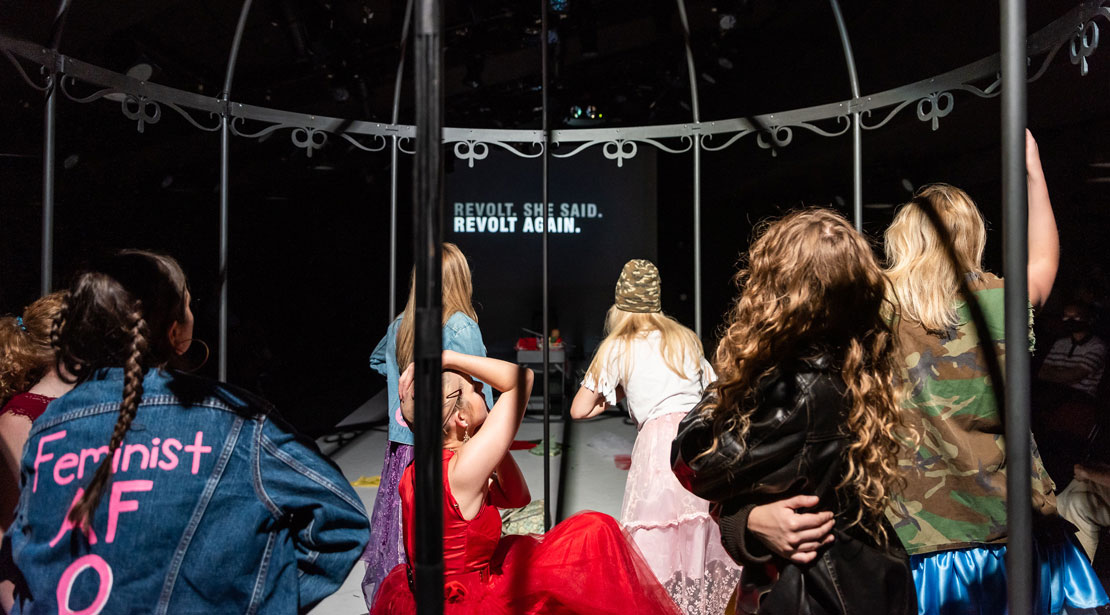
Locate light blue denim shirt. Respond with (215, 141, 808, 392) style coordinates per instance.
(4, 367, 369, 615)
(371, 312, 494, 445)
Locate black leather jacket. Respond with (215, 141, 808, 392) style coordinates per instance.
(671, 354, 914, 615)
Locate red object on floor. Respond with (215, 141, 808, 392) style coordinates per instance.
(372, 449, 682, 615)
(614, 454, 632, 470)
(510, 440, 539, 450)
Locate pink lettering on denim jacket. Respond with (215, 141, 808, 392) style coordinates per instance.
(33, 431, 67, 492)
(56, 554, 112, 615)
(31, 430, 213, 491)
(49, 489, 98, 548)
(105, 480, 153, 543)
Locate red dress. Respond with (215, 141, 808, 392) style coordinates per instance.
(371, 450, 682, 615)
(0, 392, 54, 422)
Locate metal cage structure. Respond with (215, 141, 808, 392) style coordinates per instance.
(4, 1, 1110, 612)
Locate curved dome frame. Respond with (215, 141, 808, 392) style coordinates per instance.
(1, 2, 1105, 339)
(2, 4, 1108, 606)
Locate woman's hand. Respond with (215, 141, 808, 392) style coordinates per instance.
(747, 495, 835, 564)
(398, 363, 415, 422)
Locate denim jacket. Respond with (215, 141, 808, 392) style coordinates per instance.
(5, 368, 370, 615)
(370, 312, 494, 445)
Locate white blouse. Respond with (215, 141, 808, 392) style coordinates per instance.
(581, 330, 715, 427)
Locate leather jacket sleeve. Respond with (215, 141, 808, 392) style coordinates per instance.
(671, 376, 813, 565)
(671, 379, 810, 504)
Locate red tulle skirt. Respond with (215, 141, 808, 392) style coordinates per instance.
(371, 511, 682, 615)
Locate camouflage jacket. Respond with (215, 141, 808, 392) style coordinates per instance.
(886, 272, 1056, 555)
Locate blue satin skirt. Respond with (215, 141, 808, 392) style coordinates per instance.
(910, 536, 1108, 615)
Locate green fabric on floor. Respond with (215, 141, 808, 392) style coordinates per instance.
(501, 499, 546, 535)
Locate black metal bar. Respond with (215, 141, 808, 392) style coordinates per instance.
(389, 0, 415, 320)
(540, 0, 552, 533)
(828, 0, 863, 231)
(1001, 1, 1031, 614)
(41, 74, 56, 296)
(674, 0, 703, 336)
(413, 0, 444, 612)
(217, 0, 255, 381)
(40, 0, 72, 296)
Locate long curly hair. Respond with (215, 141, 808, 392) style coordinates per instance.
(703, 208, 904, 543)
(0, 292, 67, 407)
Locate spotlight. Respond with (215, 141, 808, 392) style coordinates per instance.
(566, 103, 603, 126)
(551, 0, 568, 13)
(719, 14, 737, 31)
(900, 178, 915, 192)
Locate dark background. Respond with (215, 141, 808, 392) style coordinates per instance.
(445, 147, 657, 357)
(1, 0, 1109, 437)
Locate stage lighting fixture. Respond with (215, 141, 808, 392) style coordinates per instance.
(551, 0, 568, 13)
(719, 14, 737, 31)
(900, 178, 915, 192)
(566, 104, 603, 126)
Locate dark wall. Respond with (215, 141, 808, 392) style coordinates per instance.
(445, 148, 657, 359)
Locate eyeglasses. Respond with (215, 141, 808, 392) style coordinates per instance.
(441, 388, 463, 431)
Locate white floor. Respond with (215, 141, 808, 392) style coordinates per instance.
(309, 412, 638, 614)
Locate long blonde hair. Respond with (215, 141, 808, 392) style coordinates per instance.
(884, 183, 986, 333)
(584, 306, 705, 385)
(395, 243, 479, 368)
(703, 209, 904, 543)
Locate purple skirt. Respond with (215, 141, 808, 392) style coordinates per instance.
(360, 441, 415, 610)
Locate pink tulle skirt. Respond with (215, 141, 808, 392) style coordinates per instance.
(371, 512, 682, 615)
(622, 411, 743, 615)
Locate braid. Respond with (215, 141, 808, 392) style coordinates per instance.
(50, 291, 70, 376)
(68, 305, 148, 525)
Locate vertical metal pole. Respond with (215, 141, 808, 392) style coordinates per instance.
(540, 0, 552, 532)
(217, 0, 255, 381)
(829, 0, 863, 231)
(218, 118, 230, 382)
(675, 0, 702, 336)
(1001, 2, 1031, 614)
(413, 0, 444, 612)
(40, 0, 72, 296)
(41, 74, 56, 296)
(389, 0, 415, 320)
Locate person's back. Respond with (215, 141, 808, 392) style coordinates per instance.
(674, 352, 913, 615)
(4, 250, 369, 614)
(671, 209, 913, 615)
(11, 367, 368, 614)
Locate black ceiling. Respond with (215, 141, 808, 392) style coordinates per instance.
(0, 0, 1090, 128)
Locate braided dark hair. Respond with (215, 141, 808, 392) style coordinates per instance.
(55, 251, 188, 526)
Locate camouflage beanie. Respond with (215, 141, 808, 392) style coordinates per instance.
(614, 259, 662, 313)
